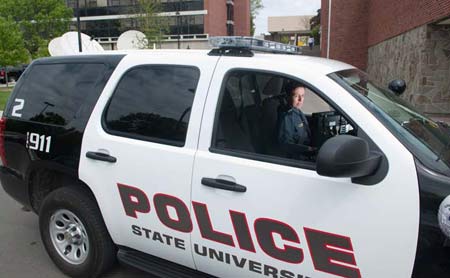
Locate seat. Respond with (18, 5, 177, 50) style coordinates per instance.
(215, 89, 254, 153)
(261, 77, 285, 155)
(239, 74, 264, 153)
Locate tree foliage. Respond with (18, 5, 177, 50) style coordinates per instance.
(130, 0, 168, 49)
(310, 9, 321, 45)
(0, 0, 72, 58)
(0, 17, 29, 67)
(310, 9, 321, 29)
(250, 0, 263, 36)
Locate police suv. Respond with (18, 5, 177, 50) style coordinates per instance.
(1, 37, 450, 278)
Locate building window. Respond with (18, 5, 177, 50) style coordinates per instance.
(227, 3, 234, 21)
(68, 0, 206, 38)
(227, 24, 234, 36)
(161, 0, 204, 12)
(169, 15, 204, 35)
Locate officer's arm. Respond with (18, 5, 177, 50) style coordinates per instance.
(285, 142, 311, 153)
(278, 116, 296, 145)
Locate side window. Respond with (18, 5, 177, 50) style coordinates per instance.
(104, 65, 200, 146)
(302, 88, 333, 114)
(212, 70, 356, 166)
(10, 63, 107, 126)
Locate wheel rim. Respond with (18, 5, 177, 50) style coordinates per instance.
(49, 209, 90, 265)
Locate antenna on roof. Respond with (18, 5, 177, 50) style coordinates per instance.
(208, 36, 302, 56)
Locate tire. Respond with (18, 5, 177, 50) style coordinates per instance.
(39, 186, 116, 278)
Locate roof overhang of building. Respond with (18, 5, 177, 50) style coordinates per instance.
(270, 30, 311, 35)
(436, 16, 450, 25)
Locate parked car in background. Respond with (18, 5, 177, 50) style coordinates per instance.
(0, 65, 27, 84)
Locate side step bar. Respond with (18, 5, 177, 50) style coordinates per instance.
(117, 247, 216, 278)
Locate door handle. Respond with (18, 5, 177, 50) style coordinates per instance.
(201, 178, 246, 193)
(86, 151, 117, 163)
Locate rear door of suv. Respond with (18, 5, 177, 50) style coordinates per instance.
(79, 52, 219, 269)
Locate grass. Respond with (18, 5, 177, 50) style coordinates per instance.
(0, 87, 13, 111)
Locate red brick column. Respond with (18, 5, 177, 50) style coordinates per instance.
(234, 0, 251, 36)
(321, 0, 369, 69)
(204, 0, 227, 36)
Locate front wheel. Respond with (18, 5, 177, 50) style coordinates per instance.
(39, 186, 116, 278)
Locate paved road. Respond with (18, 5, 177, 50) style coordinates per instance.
(0, 184, 151, 278)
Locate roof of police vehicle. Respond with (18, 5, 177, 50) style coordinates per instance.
(39, 50, 355, 76)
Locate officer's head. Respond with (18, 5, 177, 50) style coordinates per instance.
(286, 82, 305, 110)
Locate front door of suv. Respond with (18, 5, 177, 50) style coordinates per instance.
(190, 58, 420, 278)
(79, 54, 218, 269)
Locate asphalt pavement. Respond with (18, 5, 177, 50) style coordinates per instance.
(0, 183, 151, 278)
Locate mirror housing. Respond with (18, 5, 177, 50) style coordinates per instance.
(388, 79, 406, 95)
(316, 135, 382, 178)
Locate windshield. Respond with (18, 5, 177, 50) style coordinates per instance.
(330, 69, 450, 176)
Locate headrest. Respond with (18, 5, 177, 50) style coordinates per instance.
(263, 77, 284, 96)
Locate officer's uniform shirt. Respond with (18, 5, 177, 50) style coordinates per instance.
(278, 108, 311, 148)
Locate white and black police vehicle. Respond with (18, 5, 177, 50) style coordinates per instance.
(2, 37, 450, 278)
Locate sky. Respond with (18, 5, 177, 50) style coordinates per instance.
(254, 0, 321, 36)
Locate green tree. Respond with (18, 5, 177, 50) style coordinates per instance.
(310, 9, 321, 45)
(280, 35, 290, 44)
(130, 0, 168, 49)
(311, 25, 320, 45)
(0, 0, 72, 58)
(0, 17, 29, 86)
(250, 0, 263, 36)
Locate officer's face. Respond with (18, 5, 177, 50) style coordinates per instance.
(291, 87, 305, 109)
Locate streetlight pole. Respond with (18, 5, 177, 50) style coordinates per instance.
(176, 10, 180, 49)
(176, 0, 181, 49)
(327, 0, 332, 59)
(76, 0, 82, 52)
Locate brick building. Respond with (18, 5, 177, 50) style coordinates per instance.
(321, 0, 450, 119)
(66, 0, 250, 49)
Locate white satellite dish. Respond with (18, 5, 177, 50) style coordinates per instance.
(117, 30, 148, 50)
(49, 31, 104, 56)
(48, 37, 66, 57)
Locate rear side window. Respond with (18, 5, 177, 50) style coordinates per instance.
(10, 63, 107, 126)
(104, 65, 200, 147)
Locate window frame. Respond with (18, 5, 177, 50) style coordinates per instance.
(101, 64, 201, 147)
(329, 69, 450, 176)
(209, 68, 359, 170)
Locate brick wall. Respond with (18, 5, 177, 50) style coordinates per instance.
(368, 0, 450, 46)
(321, 0, 450, 69)
(204, 0, 227, 36)
(320, 0, 369, 69)
(234, 0, 251, 36)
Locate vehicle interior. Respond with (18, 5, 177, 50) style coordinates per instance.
(214, 70, 356, 163)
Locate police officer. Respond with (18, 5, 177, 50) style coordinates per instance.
(277, 83, 315, 159)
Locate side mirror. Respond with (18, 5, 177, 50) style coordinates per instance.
(316, 135, 382, 178)
(388, 79, 406, 95)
